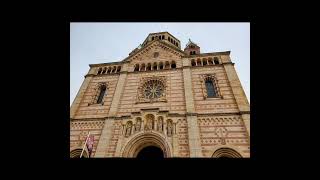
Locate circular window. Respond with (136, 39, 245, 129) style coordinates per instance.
(142, 80, 164, 99)
(153, 52, 159, 58)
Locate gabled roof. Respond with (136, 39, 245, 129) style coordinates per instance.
(122, 39, 186, 63)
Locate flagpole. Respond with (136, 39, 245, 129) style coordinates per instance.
(80, 132, 90, 158)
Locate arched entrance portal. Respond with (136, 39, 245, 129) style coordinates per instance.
(122, 132, 172, 158)
(212, 148, 242, 158)
(136, 146, 164, 159)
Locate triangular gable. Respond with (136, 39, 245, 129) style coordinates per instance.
(122, 40, 186, 63)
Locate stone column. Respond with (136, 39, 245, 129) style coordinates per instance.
(94, 118, 115, 157)
(182, 58, 203, 157)
(222, 55, 250, 137)
(70, 67, 96, 119)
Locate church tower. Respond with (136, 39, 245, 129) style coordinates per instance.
(184, 39, 200, 55)
(70, 32, 250, 158)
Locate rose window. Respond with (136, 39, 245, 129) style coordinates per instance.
(142, 80, 164, 99)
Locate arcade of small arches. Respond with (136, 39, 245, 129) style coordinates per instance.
(149, 34, 179, 47)
(134, 61, 176, 72)
(97, 65, 121, 75)
(191, 57, 220, 66)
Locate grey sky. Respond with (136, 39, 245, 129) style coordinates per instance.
(70, 23, 250, 106)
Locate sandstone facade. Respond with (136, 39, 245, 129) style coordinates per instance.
(70, 32, 250, 158)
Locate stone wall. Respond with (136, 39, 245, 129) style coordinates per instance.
(70, 120, 105, 157)
(73, 75, 119, 119)
(197, 115, 250, 157)
(70, 39, 250, 158)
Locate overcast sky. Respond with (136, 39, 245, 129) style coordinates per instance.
(70, 23, 250, 106)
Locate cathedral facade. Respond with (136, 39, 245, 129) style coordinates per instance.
(70, 32, 250, 158)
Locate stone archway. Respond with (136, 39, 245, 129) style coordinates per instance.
(70, 148, 88, 158)
(121, 132, 172, 158)
(136, 146, 164, 159)
(212, 147, 242, 158)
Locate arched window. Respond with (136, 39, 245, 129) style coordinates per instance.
(106, 67, 111, 74)
(214, 57, 219, 64)
(162, 35, 164, 39)
(153, 62, 158, 70)
(208, 58, 213, 65)
(191, 59, 196, 66)
(101, 67, 106, 74)
(97, 85, 107, 104)
(203, 59, 207, 66)
(152, 37, 154, 40)
(97, 68, 102, 75)
(146, 63, 151, 71)
(164, 61, 170, 69)
(141, 64, 146, 71)
(134, 64, 139, 72)
(112, 66, 117, 73)
(205, 79, 216, 98)
(197, 59, 202, 66)
(171, 61, 176, 68)
(159, 62, 164, 70)
(116, 66, 121, 73)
